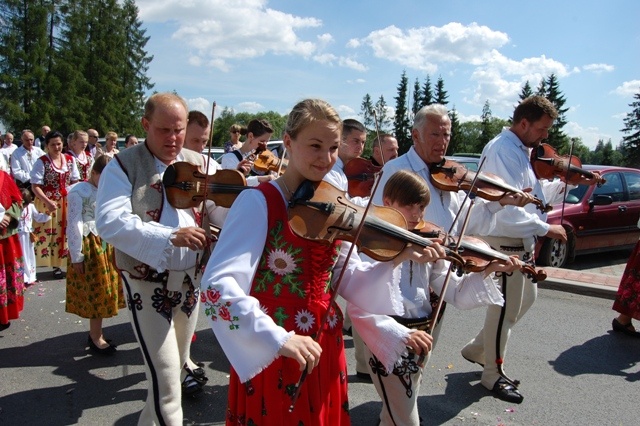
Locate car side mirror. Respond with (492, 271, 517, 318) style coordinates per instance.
(588, 194, 613, 210)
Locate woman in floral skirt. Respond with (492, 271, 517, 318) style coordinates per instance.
(66, 155, 124, 354)
(30, 131, 80, 277)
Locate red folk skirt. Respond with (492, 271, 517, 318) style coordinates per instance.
(612, 240, 640, 320)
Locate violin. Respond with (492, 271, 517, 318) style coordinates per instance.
(252, 149, 288, 175)
(288, 180, 467, 269)
(429, 159, 552, 213)
(412, 221, 547, 282)
(531, 143, 606, 186)
(163, 162, 250, 209)
(344, 157, 382, 198)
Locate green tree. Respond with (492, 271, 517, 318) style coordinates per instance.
(457, 121, 482, 153)
(434, 76, 448, 105)
(421, 75, 433, 107)
(621, 91, 640, 168)
(447, 107, 461, 155)
(479, 100, 493, 148)
(393, 71, 411, 153)
(374, 95, 391, 132)
(360, 93, 374, 131)
(411, 77, 422, 116)
(544, 74, 569, 152)
(519, 80, 533, 100)
(0, 0, 52, 130)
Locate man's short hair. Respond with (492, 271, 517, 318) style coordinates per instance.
(144, 92, 188, 121)
(513, 96, 558, 124)
(342, 119, 366, 139)
(188, 110, 209, 128)
(413, 104, 449, 131)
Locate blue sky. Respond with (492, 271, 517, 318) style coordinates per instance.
(136, 0, 639, 150)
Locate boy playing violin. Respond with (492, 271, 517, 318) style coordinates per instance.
(349, 169, 520, 426)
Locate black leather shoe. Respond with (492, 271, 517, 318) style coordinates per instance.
(88, 338, 117, 355)
(182, 374, 204, 396)
(491, 377, 523, 404)
(356, 371, 372, 383)
(612, 318, 640, 337)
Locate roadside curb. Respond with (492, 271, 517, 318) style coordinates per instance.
(539, 277, 617, 300)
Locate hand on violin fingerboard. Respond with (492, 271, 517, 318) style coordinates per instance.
(499, 188, 535, 208)
(394, 242, 447, 266)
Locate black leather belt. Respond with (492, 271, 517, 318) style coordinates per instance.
(390, 315, 432, 331)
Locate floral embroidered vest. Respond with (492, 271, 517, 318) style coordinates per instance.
(113, 143, 205, 278)
(252, 183, 343, 337)
(72, 152, 93, 181)
(39, 154, 75, 201)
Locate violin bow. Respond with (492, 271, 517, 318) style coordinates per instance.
(419, 157, 488, 366)
(288, 173, 386, 411)
(370, 109, 386, 166)
(194, 101, 217, 280)
(560, 139, 575, 226)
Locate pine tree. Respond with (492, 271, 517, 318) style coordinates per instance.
(478, 100, 493, 150)
(374, 95, 391, 132)
(360, 94, 374, 130)
(0, 0, 52, 130)
(447, 107, 461, 155)
(434, 76, 448, 105)
(544, 74, 569, 152)
(411, 77, 422, 116)
(421, 75, 433, 107)
(621, 91, 640, 168)
(393, 71, 411, 153)
(519, 81, 533, 101)
(118, 0, 154, 135)
(536, 78, 547, 96)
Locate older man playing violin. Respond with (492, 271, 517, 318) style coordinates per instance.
(96, 93, 229, 424)
(460, 96, 601, 404)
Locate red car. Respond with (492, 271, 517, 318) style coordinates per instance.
(535, 165, 640, 267)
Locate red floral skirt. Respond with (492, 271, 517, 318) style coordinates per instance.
(0, 234, 25, 325)
(226, 328, 350, 426)
(612, 240, 640, 320)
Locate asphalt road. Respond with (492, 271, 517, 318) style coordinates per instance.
(1, 264, 639, 425)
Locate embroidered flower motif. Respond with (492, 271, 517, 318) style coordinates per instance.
(267, 249, 297, 276)
(327, 309, 339, 329)
(205, 288, 221, 304)
(294, 309, 315, 332)
(218, 306, 231, 321)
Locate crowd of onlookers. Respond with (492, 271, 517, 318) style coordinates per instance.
(0, 126, 135, 351)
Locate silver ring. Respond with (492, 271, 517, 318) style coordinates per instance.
(304, 352, 312, 359)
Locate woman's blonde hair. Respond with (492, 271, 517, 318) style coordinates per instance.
(285, 99, 341, 140)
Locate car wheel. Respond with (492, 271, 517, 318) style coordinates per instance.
(538, 235, 572, 268)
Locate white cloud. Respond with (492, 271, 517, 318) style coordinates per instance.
(347, 78, 366, 84)
(612, 80, 640, 97)
(583, 63, 614, 73)
(238, 102, 264, 112)
(565, 121, 614, 149)
(187, 97, 211, 114)
(338, 57, 368, 72)
(313, 53, 337, 65)
(137, 0, 322, 71)
(336, 104, 356, 117)
(346, 38, 361, 48)
(312, 54, 367, 71)
(358, 22, 509, 72)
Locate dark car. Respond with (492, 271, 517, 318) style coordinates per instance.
(535, 165, 640, 267)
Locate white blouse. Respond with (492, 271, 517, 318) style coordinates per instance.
(66, 182, 99, 264)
